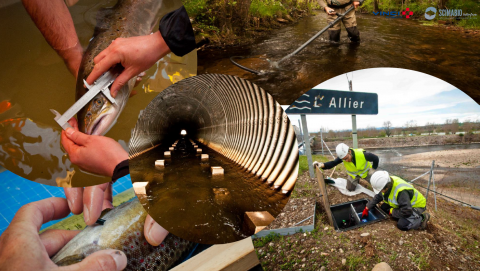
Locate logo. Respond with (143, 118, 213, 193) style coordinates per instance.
(425, 7, 436, 20)
(372, 7, 413, 19)
(401, 7, 414, 19)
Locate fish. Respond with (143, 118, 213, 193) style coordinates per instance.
(52, 198, 195, 271)
(76, 0, 165, 136)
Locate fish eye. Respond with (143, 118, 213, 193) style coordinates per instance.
(95, 99, 103, 106)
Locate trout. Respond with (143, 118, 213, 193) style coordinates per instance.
(76, 0, 166, 135)
(52, 198, 194, 271)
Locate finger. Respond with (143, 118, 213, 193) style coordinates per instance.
(65, 128, 90, 146)
(64, 187, 84, 214)
(83, 183, 110, 225)
(61, 130, 81, 155)
(129, 89, 138, 98)
(67, 117, 79, 131)
(110, 68, 137, 97)
(86, 53, 121, 86)
(93, 46, 111, 65)
(144, 215, 169, 246)
(60, 249, 127, 271)
(40, 229, 81, 257)
(103, 182, 114, 210)
(10, 198, 71, 231)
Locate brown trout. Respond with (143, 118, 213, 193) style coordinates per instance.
(52, 198, 194, 270)
(76, 0, 167, 135)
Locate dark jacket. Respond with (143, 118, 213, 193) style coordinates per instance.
(366, 185, 415, 219)
(159, 6, 196, 57)
(323, 150, 379, 170)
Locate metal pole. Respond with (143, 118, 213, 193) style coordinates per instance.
(432, 168, 437, 211)
(349, 80, 358, 148)
(301, 114, 315, 178)
(321, 127, 324, 156)
(298, 119, 303, 153)
(425, 160, 435, 207)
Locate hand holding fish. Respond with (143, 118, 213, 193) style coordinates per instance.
(0, 197, 128, 271)
(86, 31, 171, 98)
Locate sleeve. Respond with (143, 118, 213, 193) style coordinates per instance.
(366, 193, 384, 209)
(112, 159, 129, 183)
(391, 190, 414, 219)
(323, 157, 343, 169)
(317, 0, 328, 9)
(364, 152, 379, 169)
(159, 6, 196, 57)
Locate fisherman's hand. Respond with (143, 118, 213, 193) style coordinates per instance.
(61, 118, 128, 177)
(313, 161, 324, 168)
(325, 7, 336, 15)
(57, 43, 84, 79)
(0, 197, 128, 271)
(64, 184, 169, 246)
(353, 1, 360, 8)
(86, 31, 171, 98)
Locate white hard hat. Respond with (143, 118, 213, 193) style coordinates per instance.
(371, 171, 391, 194)
(336, 143, 350, 159)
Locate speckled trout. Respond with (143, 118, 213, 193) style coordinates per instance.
(52, 198, 194, 270)
(76, 0, 165, 135)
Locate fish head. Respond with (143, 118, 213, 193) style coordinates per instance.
(78, 93, 118, 136)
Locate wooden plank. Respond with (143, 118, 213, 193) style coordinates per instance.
(315, 166, 334, 226)
(171, 238, 259, 271)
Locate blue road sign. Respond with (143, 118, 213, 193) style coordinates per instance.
(285, 89, 378, 115)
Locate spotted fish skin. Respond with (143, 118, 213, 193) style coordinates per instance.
(52, 198, 194, 271)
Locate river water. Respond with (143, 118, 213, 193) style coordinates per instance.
(198, 12, 480, 105)
(0, 1, 197, 186)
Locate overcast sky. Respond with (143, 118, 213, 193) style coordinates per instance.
(283, 68, 480, 133)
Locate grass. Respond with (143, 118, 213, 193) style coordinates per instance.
(299, 154, 346, 175)
(253, 232, 282, 247)
(346, 255, 367, 271)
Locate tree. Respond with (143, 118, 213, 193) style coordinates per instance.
(383, 121, 392, 137)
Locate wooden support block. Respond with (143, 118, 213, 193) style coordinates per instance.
(196, 148, 202, 154)
(211, 166, 224, 176)
(164, 151, 171, 158)
(169, 147, 174, 151)
(243, 211, 275, 234)
(155, 160, 164, 168)
(133, 182, 148, 195)
(201, 154, 209, 162)
(315, 167, 334, 227)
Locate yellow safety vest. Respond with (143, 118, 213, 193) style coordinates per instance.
(343, 148, 372, 179)
(384, 176, 427, 209)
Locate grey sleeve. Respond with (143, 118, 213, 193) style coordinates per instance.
(366, 193, 384, 209)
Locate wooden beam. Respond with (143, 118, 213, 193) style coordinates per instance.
(315, 166, 334, 226)
(171, 238, 259, 271)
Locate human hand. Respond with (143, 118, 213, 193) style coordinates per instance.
(313, 161, 324, 168)
(64, 184, 169, 246)
(57, 42, 83, 79)
(0, 197, 127, 271)
(325, 7, 336, 15)
(61, 118, 128, 177)
(86, 31, 171, 98)
(353, 1, 360, 8)
(361, 207, 369, 218)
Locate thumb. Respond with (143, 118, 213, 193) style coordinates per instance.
(61, 249, 127, 271)
(65, 128, 90, 146)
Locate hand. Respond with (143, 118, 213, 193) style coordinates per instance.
(86, 31, 171, 98)
(325, 7, 336, 15)
(313, 161, 324, 168)
(61, 118, 128, 177)
(353, 1, 360, 8)
(361, 207, 369, 218)
(0, 197, 127, 271)
(64, 185, 169, 246)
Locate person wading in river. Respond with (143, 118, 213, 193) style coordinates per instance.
(313, 143, 379, 191)
(362, 171, 431, 231)
(317, 0, 362, 43)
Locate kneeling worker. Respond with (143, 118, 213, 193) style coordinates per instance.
(313, 143, 379, 191)
(362, 171, 430, 231)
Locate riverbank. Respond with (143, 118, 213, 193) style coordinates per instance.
(313, 134, 480, 151)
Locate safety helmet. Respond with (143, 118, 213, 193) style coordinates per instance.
(336, 143, 350, 159)
(371, 171, 391, 194)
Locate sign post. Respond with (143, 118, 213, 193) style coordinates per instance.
(301, 114, 315, 178)
(349, 80, 358, 148)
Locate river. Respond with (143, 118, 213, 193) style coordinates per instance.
(198, 11, 480, 105)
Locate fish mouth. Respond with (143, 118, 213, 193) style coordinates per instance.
(88, 114, 109, 136)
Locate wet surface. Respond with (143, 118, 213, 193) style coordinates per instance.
(198, 12, 480, 105)
(130, 138, 290, 244)
(0, 1, 196, 186)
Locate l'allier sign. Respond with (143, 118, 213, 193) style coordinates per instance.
(285, 89, 378, 115)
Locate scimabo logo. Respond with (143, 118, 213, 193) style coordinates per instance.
(425, 7, 436, 20)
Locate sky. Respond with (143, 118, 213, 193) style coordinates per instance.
(283, 68, 480, 133)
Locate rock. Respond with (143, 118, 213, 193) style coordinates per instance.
(302, 258, 306, 262)
(324, 227, 329, 231)
(361, 233, 370, 237)
(447, 246, 453, 253)
(342, 259, 346, 265)
(303, 233, 307, 237)
(321, 252, 329, 256)
(399, 240, 404, 246)
(339, 248, 344, 253)
(258, 249, 263, 253)
(277, 18, 288, 23)
(269, 243, 274, 247)
(320, 267, 326, 271)
(301, 249, 305, 254)
(334, 236, 338, 239)
(302, 264, 305, 268)
(372, 262, 393, 271)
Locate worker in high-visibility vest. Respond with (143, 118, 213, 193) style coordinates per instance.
(313, 143, 379, 191)
(362, 171, 430, 231)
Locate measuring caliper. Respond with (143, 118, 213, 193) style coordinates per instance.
(50, 70, 119, 130)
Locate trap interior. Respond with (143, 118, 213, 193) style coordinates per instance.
(330, 198, 388, 232)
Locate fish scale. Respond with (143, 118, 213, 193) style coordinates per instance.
(52, 198, 194, 271)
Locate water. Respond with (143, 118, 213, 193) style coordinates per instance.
(0, 1, 197, 186)
(130, 138, 289, 244)
(198, 12, 480, 105)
